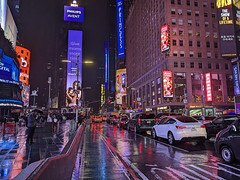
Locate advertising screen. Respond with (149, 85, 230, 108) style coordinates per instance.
(66, 30, 82, 107)
(105, 41, 109, 90)
(101, 84, 105, 107)
(116, 69, 126, 105)
(116, 0, 125, 58)
(64, 6, 84, 22)
(22, 83, 30, 107)
(163, 71, 173, 98)
(161, 25, 170, 54)
(233, 64, 240, 95)
(0, 0, 7, 30)
(205, 73, 213, 101)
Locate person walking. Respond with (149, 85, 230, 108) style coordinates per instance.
(27, 111, 37, 145)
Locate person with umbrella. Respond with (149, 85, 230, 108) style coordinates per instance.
(26, 110, 38, 145)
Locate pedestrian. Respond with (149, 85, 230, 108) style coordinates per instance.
(52, 115, 58, 133)
(27, 111, 37, 145)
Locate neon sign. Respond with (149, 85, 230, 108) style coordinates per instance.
(216, 0, 232, 9)
(205, 73, 212, 101)
(161, 25, 170, 54)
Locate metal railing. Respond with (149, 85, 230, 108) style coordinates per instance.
(14, 124, 85, 180)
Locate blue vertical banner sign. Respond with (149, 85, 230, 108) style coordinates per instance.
(105, 41, 109, 90)
(233, 64, 240, 95)
(116, 0, 125, 58)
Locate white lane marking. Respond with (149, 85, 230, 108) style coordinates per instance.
(133, 132, 189, 153)
(122, 157, 149, 180)
(166, 167, 200, 180)
(217, 162, 240, 172)
(145, 164, 158, 167)
(180, 166, 210, 180)
(199, 163, 240, 178)
(151, 168, 178, 180)
(190, 165, 225, 180)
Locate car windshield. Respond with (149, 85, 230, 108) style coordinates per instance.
(176, 116, 198, 123)
(205, 116, 216, 120)
(140, 113, 155, 119)
(193, 116, 202, 120)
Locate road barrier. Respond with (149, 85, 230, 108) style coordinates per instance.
(14, 124, 85, 180)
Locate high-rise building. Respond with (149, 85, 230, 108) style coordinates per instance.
(125, 0, 234, 116)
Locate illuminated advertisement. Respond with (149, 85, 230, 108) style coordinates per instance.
(233, 64, 240, 95)
(64, 6, 84, 22)
(66, 30, 82, 107)
(0, 49, 19, 85)
(163, 71, 173, 98)
(5, 6, 17, 48)
(101, 84, 105, 107)
(105, 41, 109, 90)
(0, 0, 7, 30)
(117, 0, 125, 58)
(216, 0, 232, 9)
(22, 83, 30, 107)
(16, 46, 31, 85)
(205, 73, 213, 102)
(116, 69, 126, 105)
(161, 25, 170, 54)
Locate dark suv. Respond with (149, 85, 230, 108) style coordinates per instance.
(215, 119, 240, 163)
(127, 113, 156, 132)
(205, 114, 240, 139)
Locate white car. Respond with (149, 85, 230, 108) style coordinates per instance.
(152, 116, 207, 145)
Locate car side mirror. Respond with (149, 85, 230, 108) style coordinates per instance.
(231, 125, 238, 133)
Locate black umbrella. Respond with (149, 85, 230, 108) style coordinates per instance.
(31, 109, 43, 114)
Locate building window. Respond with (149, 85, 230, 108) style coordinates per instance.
(212, 13, 216, 18)
(172, 29, 177, 35)
(178, 9, 182, 15)
(213, 33, 218, 38)
(190, 62, 194, 68)
(213, 23, 217, 28)
(189, 51, 194, 57)
(203, 2, 207, 7)
(214, 42, 218, 48)
(216, 63, 220, 69)
(178, 0, 181, 5)
(207, 52, 211, 58)
(195, 11, 199, 16)
(180, 51, 184, 57)
(204, 12, 208, 17)
(225, 63, 229, 70)
(179, 30, 184, 35)
(188, 30, 193, 36)
(197, 41, 201, 47)
(206, 41, 210, 48)
(196, 32, 200, 36)
(198, 63, 203, 68)
(205, 22, 209, 27)
(171, 0, 175, 4)
(215, 53, 219, 58)
(171, 9, 176, 14)
(198, 52, 202, 58)
(174, 62, 178, 67)
(188, 20, 192, 26)
(181, 62, 185, 68)
(179, 40, 183, 46)
(196, 21, 200, 26)
(187, 10, 191, 16)
(173, 39, 177, 46)
(172, 19, 176, 25)
(186, 0, 190, 5)
(189, 40, 193, 47)
(206, 32, 210, 37)
(21, 50, 23, 53)
(194, 1, 198, 6)
(208, 63, 212, 69)
(211, 2, 214, 8)
(179, 19, 183, 25)
(173, 51, 178, 56)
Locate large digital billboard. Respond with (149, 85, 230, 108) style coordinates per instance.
(22, 83, 30, 107)
(233, 64, 240, 95)
(116, 0, 125, 58)
(205, 73, 213, 102)
(66, 30, 82, 107)
(163, 71, 173, 97)
(105, 41, 109, 90)
(64, 6, 84, 22)
(16, 46, 31, 85)
(161, 25, 170, 54)
(116, 69, 126, 105)
(0, 0, 7, 31)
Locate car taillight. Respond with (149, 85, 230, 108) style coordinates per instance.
(138, 118, 141, 124)
(200, 125, 205, 128)
(176, 126, 186, 129)
(155, 118, 158, 123)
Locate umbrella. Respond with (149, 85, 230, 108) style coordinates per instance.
(31, 109, 43, 114)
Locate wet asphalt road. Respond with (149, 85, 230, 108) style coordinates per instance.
(89, 122, 240, 180)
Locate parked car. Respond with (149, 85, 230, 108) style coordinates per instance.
(94, 115, 102, 123)
(156, 112, 183, 122)
(205, 114, 240, 139)
(152, 116, 207, 145)
(110, 115, 118, 125)
(117, 115, 129, 129)
(215, 119, 240, 163)
(192, 115, 216, 124)
(127, 113, 156, 132)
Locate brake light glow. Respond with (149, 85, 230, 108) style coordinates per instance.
(138, 118, 141, 124)
(200, 125, 205, 128)
(176, 126, 186, 129)
(156, 118, 158, 123)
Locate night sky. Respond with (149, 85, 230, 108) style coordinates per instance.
(19, 0, 109, 111)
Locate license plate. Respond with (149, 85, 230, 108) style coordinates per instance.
(191, 128, 196, 131)
(147, 121, 151, 124)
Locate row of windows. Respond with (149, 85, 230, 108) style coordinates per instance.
(172, 19, 217, 29)
(171, 9, 216, 18)
(172, 29, 218, 38)
(172, 51, 218, 59)
(172, 40, 218, 48)
(173, 62, 229, 70)
(171, 0, 215, 8)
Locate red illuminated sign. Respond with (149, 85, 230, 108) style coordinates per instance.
(161, 25, 170, 53)
(205, 73, 212, 101)
(163, 71, 173, 98)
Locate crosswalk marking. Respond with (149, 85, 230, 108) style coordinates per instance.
(166, 167, 200, 180)
(151, 168, 179, 180)
(180, 165, 210, 180)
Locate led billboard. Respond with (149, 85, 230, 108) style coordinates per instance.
(161, 25, 170, 54)
(205, 73, 213, 102)
(66, 30, 82, 107)
(116, 69, 126, 105)
(0, 0, 7, 31)
(64, 6, 84, 22)
(163, 71, 173, 97)
(22, 83, 30, 107)
(116, 0, 125, 58)
(16, 46, 31, 85)
(101, 84, 105, 107)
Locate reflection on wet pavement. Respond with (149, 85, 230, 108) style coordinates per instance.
(0, 120, 75, 179)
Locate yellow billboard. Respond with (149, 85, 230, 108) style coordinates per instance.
(216, 0, 232, 9)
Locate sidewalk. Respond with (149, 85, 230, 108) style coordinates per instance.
(0, 120, 76, 179)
